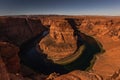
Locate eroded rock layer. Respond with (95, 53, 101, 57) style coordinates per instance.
(39, 19, 78, 61)
(0, 41, 20, 73)
(54, 70, 102, 80)
(0, 17, 46, 46)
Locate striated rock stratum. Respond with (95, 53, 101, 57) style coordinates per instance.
(39, 20, 78, 61)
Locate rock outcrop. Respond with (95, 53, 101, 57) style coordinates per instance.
(0, 17, 46, 46)
(39, 19, 78, 61)
(0, 41, 47, 80)
(78, 17, 120, 41)
(54, 70, 102, 80)
(0, 41, 20, 73)
(0, 57, 10, 80)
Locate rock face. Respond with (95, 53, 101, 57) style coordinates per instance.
(0, 41, 47, 80)
(54, 70, 102, 80)
(0, 41, 24, 80)
(0, 41, 20, 73)
(78, 17, 120, 41)
(0, 57, 10, 80)
(0, 17, 46, 46)
(49, 20, 77, 43)
(39, 20, 78, 61)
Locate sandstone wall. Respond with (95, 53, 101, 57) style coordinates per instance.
(0, 17, 46, 46)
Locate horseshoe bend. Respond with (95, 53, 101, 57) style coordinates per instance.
(1, 15, 120, 80)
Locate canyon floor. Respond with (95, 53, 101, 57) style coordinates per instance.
(0, 15, 120, 80)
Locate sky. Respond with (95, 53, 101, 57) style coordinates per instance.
(0, 0, 120, 16)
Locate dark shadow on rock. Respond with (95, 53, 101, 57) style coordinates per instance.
(19, 26, 49, 56)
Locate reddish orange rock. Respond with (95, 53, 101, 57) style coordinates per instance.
(0, 17, 46, 46)
(0, 57, 10, 80)
(39, 19, 77, 61)
(54, 70, 102, 80)
(0, 41, 20, 73)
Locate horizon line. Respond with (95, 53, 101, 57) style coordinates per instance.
(0, 13, 120, 17)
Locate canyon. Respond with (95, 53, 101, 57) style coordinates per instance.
(0, 15, 120, 80)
